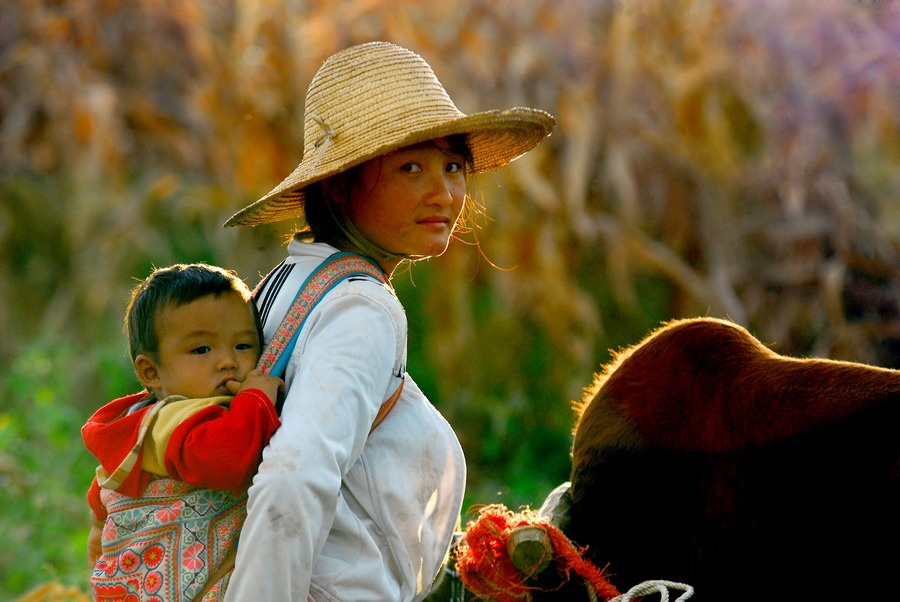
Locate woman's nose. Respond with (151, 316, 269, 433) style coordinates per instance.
(427, 171, 456, 207)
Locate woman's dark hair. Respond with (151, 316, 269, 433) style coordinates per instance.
(298, 134, 474, 260)
(301, 163, 366, 249)
(125, 263, 259, 362)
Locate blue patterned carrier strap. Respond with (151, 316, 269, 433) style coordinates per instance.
(255, 251, 404, 431)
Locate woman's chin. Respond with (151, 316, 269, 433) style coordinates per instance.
(421, 242, 453, 259)
(393, 237, 453, 259)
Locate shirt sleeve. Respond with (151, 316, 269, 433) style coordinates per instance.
(87, 477, 107, 524)
(159, 389, 281, 491)
(226, 281, 403, 601)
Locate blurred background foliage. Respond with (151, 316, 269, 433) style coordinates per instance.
(1, 0, 898, 597)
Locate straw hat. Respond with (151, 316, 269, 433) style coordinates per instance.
(225, 41, 555, 227)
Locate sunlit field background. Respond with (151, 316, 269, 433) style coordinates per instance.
(2, 0, 898, 597)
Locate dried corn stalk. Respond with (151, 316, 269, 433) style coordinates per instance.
(1, 0, 897, 413)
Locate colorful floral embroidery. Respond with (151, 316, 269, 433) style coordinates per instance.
(142, 544, 163, 569)
(92, 479, 245, 601)
(119, 550, 140, 574)
(181, 543, 205, 571)
(154, 498, 184, 522)
(93, 582, 140, 602)
(143, 570, 162, 594)
(101, 554, 117, 577)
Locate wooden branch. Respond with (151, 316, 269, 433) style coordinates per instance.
(507, 525, 554, 577)
(596, 215, 748, 323)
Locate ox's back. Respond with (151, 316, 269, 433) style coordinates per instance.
(567, 318, 900, 600)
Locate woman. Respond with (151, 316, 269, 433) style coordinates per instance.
(223, 41, 554, 601)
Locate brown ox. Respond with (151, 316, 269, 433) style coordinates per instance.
(560, 317, 900, 601)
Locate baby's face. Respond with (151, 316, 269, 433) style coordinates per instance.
(151, 292, 260, 400)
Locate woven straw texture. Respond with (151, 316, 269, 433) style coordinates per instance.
(226, 41, 555, 227)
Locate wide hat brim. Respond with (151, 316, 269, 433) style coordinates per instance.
(225, 42, 555, 227)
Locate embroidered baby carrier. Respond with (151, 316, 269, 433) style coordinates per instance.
(91, 252, 400, 601)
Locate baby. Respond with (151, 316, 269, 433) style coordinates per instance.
(82, 263, 282, 600)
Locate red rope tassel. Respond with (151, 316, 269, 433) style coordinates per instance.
(455, 504, 621, 602)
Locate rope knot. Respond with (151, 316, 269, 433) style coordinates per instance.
(308, 113, 335, 170)
(310, 113, 335, 150)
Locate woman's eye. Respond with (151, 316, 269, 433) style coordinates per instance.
(446, 162, 463, 173)
(401, 162, 422, 173)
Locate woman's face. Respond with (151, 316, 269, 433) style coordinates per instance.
(343, 137, 467, 270)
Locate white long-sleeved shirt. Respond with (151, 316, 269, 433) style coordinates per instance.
(225, 240, 466, 602)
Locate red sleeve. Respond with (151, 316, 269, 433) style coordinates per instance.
(163, 389, 280, 491)
(87, 477, 107, 524)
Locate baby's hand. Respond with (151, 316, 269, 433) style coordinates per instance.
(227, 370, 284, 405)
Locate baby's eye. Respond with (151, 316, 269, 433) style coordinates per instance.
(191, 346, 211, 355)
(236, 343, 256, 351)
(446, 162, 463, 174)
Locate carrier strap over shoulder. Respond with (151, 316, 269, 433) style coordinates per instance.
(255, 251, 403, 432)
(256, 251, 387, 378)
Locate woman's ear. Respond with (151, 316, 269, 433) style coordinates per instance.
(134, 354, 161, 393)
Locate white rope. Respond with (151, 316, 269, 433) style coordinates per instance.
(309, 112, 335, 169)
(608, 579, 695, 602)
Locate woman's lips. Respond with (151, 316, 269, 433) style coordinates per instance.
(417, 216, 450, 229)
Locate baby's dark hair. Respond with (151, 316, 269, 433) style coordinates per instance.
(125, 263, 259, 362)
